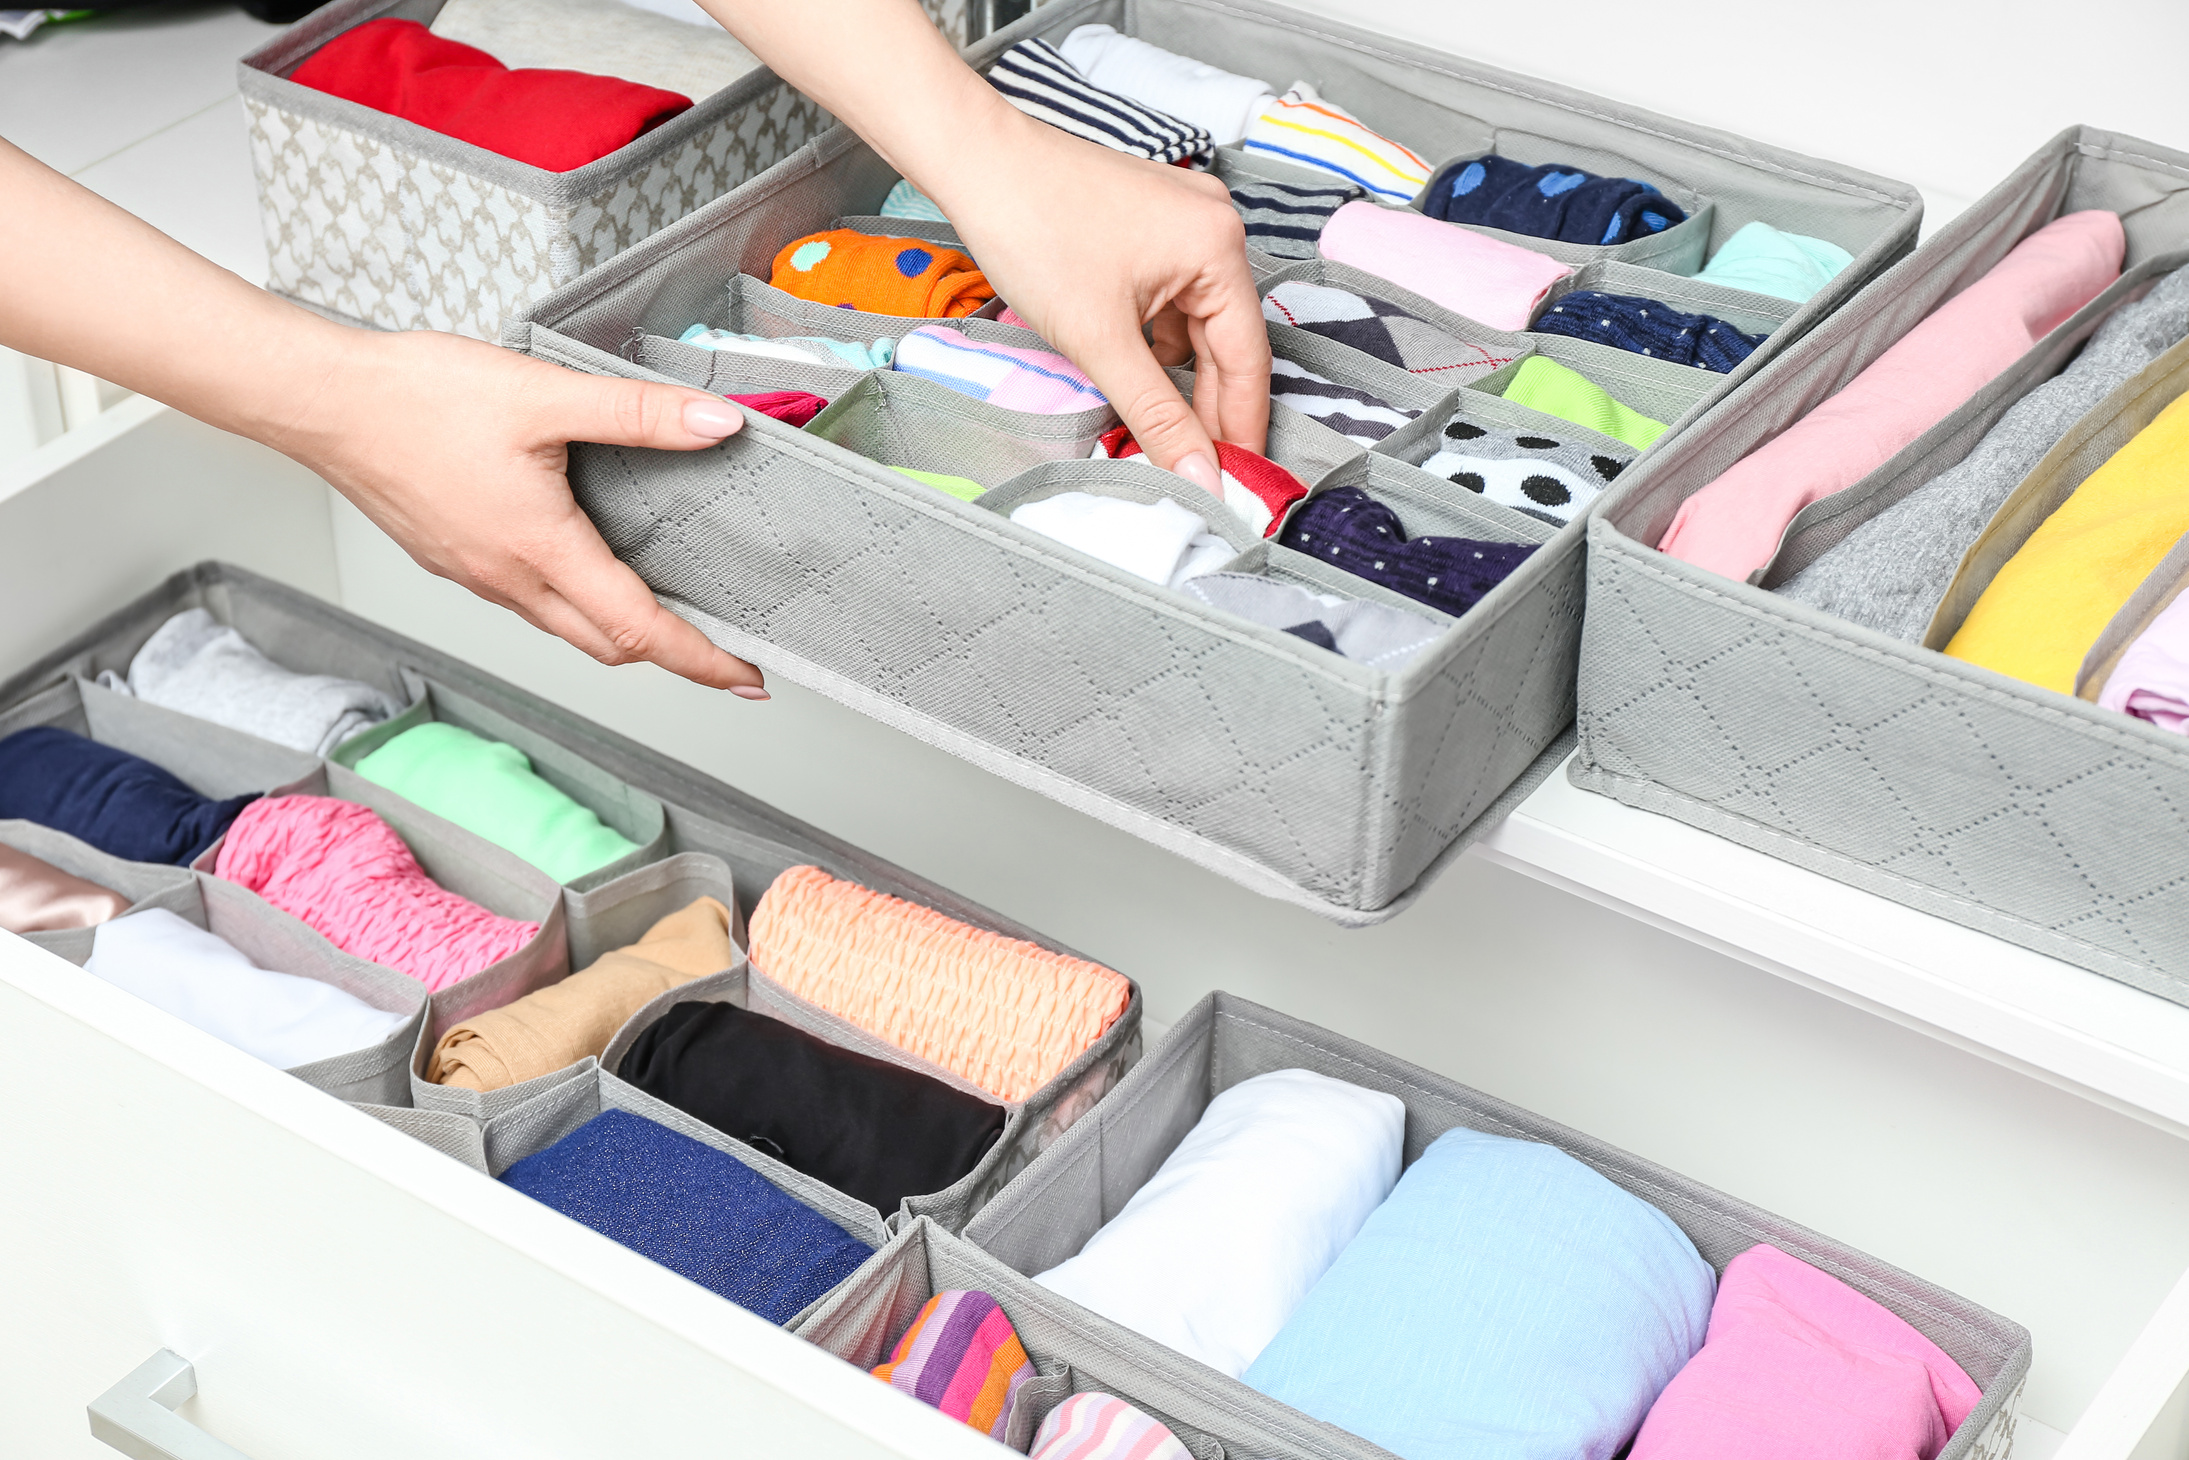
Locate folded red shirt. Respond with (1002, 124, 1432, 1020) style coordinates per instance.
(291, 18, 692, 172)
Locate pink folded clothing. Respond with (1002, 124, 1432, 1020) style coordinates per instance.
(214, 796, 541, 993)
(1630, 1244, 1982, 1460)
(1657, 210, 2124, 582)
(894, 326, 1106, 414)
(730, 390, 829, 427)
(2100, 587, 2189, 732)
(1317, 200, 1572, 333)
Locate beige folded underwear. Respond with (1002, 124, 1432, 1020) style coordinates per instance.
(0, 844, 132, 934)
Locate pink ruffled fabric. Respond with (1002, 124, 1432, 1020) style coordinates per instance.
(214, 796, 540, 992)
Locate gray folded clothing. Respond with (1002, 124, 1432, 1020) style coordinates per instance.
(1779, 264, 2189, 641)
(1180, 573, 1444, 670)
(107, 609, 402, 756)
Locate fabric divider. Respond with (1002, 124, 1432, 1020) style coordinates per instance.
(1542, 259, 1799, 339)
(976, 460, 1265, 566)
(832, 215, 967, 249)
(1412, 136, 1713, 275)
(350, 1101, 490, 1171)
(1229, 540, 1466, 636)
(1162, 366, 1366, 491)
(1309, 452, 1560, 548)
(1472, 336, 1718, 432)
(1262, 321, 1462, 462)
(1395, 382, 1632, 476)
(0, 675, 322, 802)
(806, 370, 1118, 491)
(3, 819, 198, 961)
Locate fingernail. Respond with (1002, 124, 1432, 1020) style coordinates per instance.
(730, 684, 770, 701)
(1173, 451, 1221, 496)
(684, 398, 743, 438)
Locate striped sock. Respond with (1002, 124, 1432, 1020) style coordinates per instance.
(872, 1290, 1035, 1442)
(1240, 82, 1431, 204)
(880, 179, 951, 225)
(1229, 176, 1356, 259)
(986, 38, 1210, 164)
(894, 326, 1106, 414)
(1268, 356, 1418, 445)
(1030, 1393, 1193, 1460)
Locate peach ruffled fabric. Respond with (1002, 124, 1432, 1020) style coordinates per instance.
(747, 865, 1129, 1104)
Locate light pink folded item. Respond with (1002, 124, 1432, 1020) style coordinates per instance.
(1317, 200, 1572, 332)
(1630, 1244, 1982, 1460)
(1656, 209, 2124, 582)
(214, 795, 541, 993)
(2100, 586, 2189, 732)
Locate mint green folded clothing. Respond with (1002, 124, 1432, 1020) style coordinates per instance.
(1691, 221, 1853, 304)
(353, 722, 639, 883)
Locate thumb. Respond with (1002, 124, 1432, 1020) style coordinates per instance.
(547, 371, 746, 451)
(1069, 323, 1224, 498)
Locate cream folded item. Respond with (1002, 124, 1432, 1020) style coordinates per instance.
(84, 907, 411, 1068)
(106, 607, 401, 756)
(1033, 1068, 1405, 1378)
(1010, 493, 1235, 588)
(1318, 201, 1572, 333)
(430, 0, 763, 102)
(1057, 24, 1273, 147)
(679, 324, 896, 370)
(0, 843, 130, 934)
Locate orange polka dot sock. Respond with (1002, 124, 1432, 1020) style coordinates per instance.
(770, 230, 996, 319)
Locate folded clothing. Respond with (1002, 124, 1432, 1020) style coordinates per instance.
(1181, 573, 1447, 669)
(770, 230, 994, 320)
(1503, 355, 1668, 451)
(428, 0, 760, 104)
(1420, 410, 1633, 526)
(1011, 492, 1234, 587)
(1032, 1394, 1194, 1460)
(1230, 176, 1357, 261)
(731, 389, 830, 427)
(1268, 357, 1419, 445)
(85, 907, 411, 1068)
(1262, 280, 1520, 380)
(1035, 1069, 1404, 1378)
(680, 324, 896, 370)
(1631, 1244, 1979, 1460)
(2101, 586, 2189, 732)
(214, 795, 540, 993)
(622, 999, 1008, 1213)
(1693, 220, 1854, 305)
(289, 18, 691, 172)
(1659, 210, 2125, 581)
(1282, 487, 1537, 618)
(1243, 1126, 1717, 1460)
(353, 721, 638, 884)
(1319, 200, 1572, 333)
(747, 864, 1130, 1105)
(895, 326, 1106, 414)
(873, 1289, 1036, 1443)
(988, 37, 1210, 165)
(500, 1107, 872, 1322)
(429, 896, 733, 1091)
(0, 842, 130, 934)
(0, 726, 257, 867)
(1947, 390, 2189, 692)
(1534, 290, 1765, 374)
(1241, 82, 1429, 205)
(1424, 155, 1686, 248)
(880, 178, 951, 224)
(1094, 424, 1309, 538)
(110, 608, 400, 756)
(890, 467, 987, 502)
(1782, 264, 2189, 641)
(1058, 24, 1273, 146)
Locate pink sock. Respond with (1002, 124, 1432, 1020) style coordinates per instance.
(1318, 200, 1572, 332)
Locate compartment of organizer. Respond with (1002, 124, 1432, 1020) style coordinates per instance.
(1256, 256, 1535, 384)
(1413, 130, 1715, 273)
(0, 820, 197, 956)
(805, 371, 1117, 493)
(964, 991, 2030, 1460)
(1260, 322, 1459, 458)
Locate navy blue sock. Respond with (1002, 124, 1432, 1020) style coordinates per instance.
(1280, 487, 1538, 619)
(1532, 290, 1766, 373)
(0, 725, 258, 865)
(1422, 155, 1685, 247)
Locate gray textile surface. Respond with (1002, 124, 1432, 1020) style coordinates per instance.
(1179, 574, 1446, 671)
(1781, 263, 2189, 639)
(428, 0, 764, 101)
(4, 819, 198, 963)
(108, 607, 402, 756)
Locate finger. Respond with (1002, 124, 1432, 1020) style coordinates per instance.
(535, 366, 747, 451)
(1067, 318, 1222, 497)
(529, 522, 768, 694)
(1181, 269, 1270, 454)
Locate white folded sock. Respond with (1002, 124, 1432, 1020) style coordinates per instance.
(1058, 24, 1274, 147)
(1010, 492, 1234, 588)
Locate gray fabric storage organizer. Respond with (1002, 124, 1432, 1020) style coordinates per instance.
(505, 0, 1922, 923)
(963, 991, 2031, 1460)
(1575, 127, 2189, 999)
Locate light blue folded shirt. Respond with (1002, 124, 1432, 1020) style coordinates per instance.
(1692, 220, 1854, 304)
(677, 323, 896, 370)
(880, 178, 952, 224)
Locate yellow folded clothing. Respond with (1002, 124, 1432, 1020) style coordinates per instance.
(1947, 392, 2189, 693)
(428, 896, 734, 1091)
(747, 865, 1130, 1104)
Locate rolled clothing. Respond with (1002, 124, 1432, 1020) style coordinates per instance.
(747, 864, 1130, 1105)
(1534, 290, 1765, 374)
(895, 326, 1106, 414)
(987, 37, 1210, 166)
(0, 843, 131, 934)
(679, 324, 896, 370)
(1262, 280, 1520, 380)
(428, 0, 762, 103)
(1318, 200, 1572, 333)
(771, 230, 994, 319)
(880, 178, 951, 224)
(1660, 210, 2125, 582)
(729, 389, 830, 427)
(1180, 573, 1446, 670)
(622, 999, 1007, 1214)
(891, 467, 987, 502)
(1780, 263, 2189, 641)
(873, 1290, 1037, 1443)
(1034, 1069, 1404, 1378)
(1424, 155, 1686, 248)
(109, 608, 401, 756)
(289, 18, 691, 173)
(1268, 357, 1420, 445)
(214, 795, 540, 993)
(1240, 83, 1430, 205)
(1693, 220, 1854, 304)
(2101, 587, 2189, 732)
(1503, 355, 1668, 451)
(1093, 424, 1309, 538)
(1242, 1126, 1716, 1460)
(352, 721, 639, 884)
(500, 1107, 872, 1323)
(1057, 24, 1272, 146)
(1010, 493, 1235, 587)
(1032, 1394, 1194, 1460)
(1630, 1244, 1980, 1460)
(428, 896, 734, 1091)
(1420, 409, 1634, 527)
(1281, 487, 1537, 618)
(1947, 391, 2189, 693)
(0, 726, 257, 867)
(1230, 176, 1357, 261)
(85, 907, 411, 1069)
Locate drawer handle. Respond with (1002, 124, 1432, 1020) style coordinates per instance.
(88, 1349, 254, 1460)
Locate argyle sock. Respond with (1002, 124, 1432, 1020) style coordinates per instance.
(1262, 280, 1520, 381)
